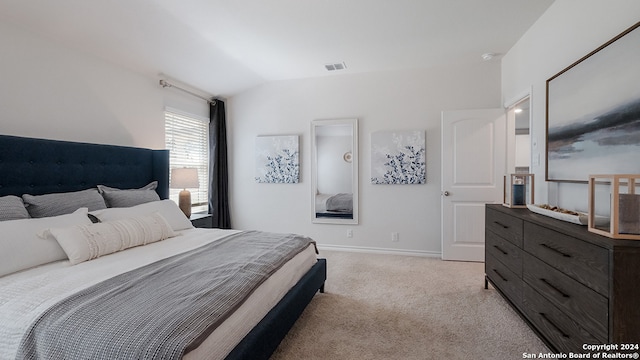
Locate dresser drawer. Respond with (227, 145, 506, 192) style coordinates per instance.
(524, 222, 609, 296)
(486, 230, 522, 277)
(486, 253, 522, 309)
(522, 284, 601, 353)
(486, 208, 523, 247)
(523, 253, 608, 342)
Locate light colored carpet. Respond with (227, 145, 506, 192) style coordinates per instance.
(270, 250, 548, 360)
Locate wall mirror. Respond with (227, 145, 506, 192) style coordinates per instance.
(506, 97, 531, 174)
(311, 118, 359, 224)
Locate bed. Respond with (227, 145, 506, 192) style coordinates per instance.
(0, 134, 326, 360)
(314, 192, 353, 219)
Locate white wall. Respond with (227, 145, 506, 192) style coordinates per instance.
(515, 135, 530, 168)
(0, 20, 208, 149)
(228, 62, 501, 255)
(501, 0, 640, 212)
(317, 135, 352, 194)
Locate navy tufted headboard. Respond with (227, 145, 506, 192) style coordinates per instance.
(0, 135, 169, 199)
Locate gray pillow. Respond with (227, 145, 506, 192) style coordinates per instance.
(22, 189, 107, 218)
(0, 195, 30, 221)
(97, 181, 160, 208)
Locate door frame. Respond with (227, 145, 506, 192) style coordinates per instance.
(504, 87, 533, 174)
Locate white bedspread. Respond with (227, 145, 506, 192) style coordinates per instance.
(0, 228, 316, 360)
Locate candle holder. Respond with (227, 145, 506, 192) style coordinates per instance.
(503, 173, 534, 208)
(588, 174, 640, 240)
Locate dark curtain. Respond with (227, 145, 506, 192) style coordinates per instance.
(208, 100, 231, 229)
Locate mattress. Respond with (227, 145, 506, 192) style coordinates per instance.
(0, 228, 317, 360)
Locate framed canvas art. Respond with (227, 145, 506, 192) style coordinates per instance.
(255, 135, 299, 183)
(546, 21, 640, 182)
(371, 130, 425, 184)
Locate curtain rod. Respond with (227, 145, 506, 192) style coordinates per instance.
(159, 80, 216, 105)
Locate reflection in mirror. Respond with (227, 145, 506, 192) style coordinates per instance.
(311, 119, 358, 224)
(507, 97, 531, 174)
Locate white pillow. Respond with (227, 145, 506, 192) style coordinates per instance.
(90, 199, 193, 231)
(47, 212, 175, 265)
(0, 208, 92, 277)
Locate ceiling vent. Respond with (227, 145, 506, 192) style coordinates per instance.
(325, 62, 347, 71)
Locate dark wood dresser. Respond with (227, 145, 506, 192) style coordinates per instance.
(485, 204, 640, 352)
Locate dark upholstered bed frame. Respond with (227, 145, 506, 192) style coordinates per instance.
(0, 134, 326, 360)
(0, 134, 170, 198)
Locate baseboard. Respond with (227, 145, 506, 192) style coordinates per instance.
(317, 244, 441, 258)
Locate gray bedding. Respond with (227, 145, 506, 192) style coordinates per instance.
(16, 231, 316, 360)
(325, 193, 353, 212)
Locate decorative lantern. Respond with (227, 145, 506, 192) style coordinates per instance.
(503, 173, 534, 208)
(588, 174, 640, 240)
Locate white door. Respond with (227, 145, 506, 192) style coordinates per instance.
(441, 109, 505, 261)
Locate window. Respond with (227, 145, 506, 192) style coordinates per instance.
(165, 108, 209, 213)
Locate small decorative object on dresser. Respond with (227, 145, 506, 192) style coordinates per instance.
(190, 213, 213, 228)
(503, 173, 534, 208)
(485, 204, 640, 353)
(526, 204, 588, 225)
(588, 174, 640, 240)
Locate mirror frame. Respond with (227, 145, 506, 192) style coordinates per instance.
(310, 118, 359, 224)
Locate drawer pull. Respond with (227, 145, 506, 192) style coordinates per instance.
(539, 313, 570, 338)
(492, 269, 508, 282)
(540, 278, 570, 298)
(493, 221, 509, 229)
(493, 245, 508, 255)
(540, 243, 572, 258)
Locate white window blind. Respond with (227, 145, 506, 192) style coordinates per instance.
(165, 108, 209, 212)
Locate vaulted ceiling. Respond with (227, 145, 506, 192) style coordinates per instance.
(0, 0, 554, 97)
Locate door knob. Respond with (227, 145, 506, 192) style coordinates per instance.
(443, 191, 450, 196)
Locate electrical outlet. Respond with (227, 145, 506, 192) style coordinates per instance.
(347, 229, 353, 238)
(391, 232, 399, 242)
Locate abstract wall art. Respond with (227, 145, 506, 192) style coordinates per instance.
(546, 21, 640, 182)
(255, 135, 299, 183)
(371, 130, 425, 184)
